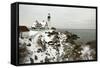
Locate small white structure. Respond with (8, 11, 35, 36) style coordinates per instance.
(32, 20, 48, 29)
(31, 13, 51, 30)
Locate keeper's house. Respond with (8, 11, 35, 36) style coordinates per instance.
(19, 26, 29, 38)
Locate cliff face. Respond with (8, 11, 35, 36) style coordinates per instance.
(19, 29, 96, 64)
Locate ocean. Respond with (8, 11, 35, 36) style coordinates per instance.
(57, 29, 96, 43)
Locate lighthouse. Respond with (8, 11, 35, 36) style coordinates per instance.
(47, 13, 51, 29)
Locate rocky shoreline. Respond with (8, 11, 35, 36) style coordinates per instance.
(19, 28, 96, 64)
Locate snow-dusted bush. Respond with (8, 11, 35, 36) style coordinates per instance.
(19, 29, 96, 64)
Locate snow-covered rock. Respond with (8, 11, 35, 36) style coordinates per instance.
(19, 29, 96, 64)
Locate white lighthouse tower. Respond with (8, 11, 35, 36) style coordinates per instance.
(47, 13, 51, 29)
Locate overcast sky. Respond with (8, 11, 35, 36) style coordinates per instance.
(19, 4, 96, 29)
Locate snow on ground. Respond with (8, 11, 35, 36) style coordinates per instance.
(19, 29, 96, 64)
(80, 45, 95, 60)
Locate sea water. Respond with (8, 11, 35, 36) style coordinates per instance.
(57, 29, 96, 43)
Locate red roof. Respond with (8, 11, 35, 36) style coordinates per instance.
(19, 26, 29, 32)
